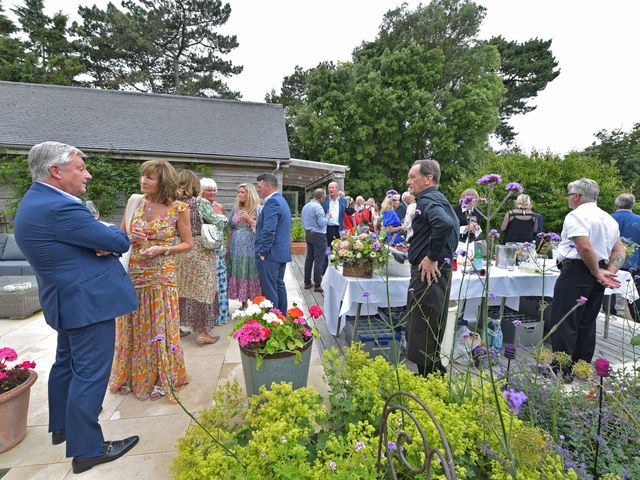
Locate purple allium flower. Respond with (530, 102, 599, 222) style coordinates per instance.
(577, 296, 588, 305)
(537, 232, 545, 238)
(504, 343, 516, 360)
(559, 434, 565, 441)
(512, 319, 522, 327)
(387, 441, 397, 452)
(362, 291, 370, 298)
(170, 345, 178, 353)
(479, 197, 487, 203)
(370, 232, 378, 240)
(328, 460, 337, 472)
(443, 257, 451, 265)
(595, 358, 610, 377)
(151, 334, 165, 344)
(489, 229, 500, 238)
(503, 388, 527, 414)
(505, 182, 524, 193)
(550, 233, 561, 241)
(476, 173, 503, 186)
(456, 248, 467, 257)
(354, 441, 366, 452)
(523, 242, 531, 248)
(373, 241, 381, 250)
(488, 291, 497, 300)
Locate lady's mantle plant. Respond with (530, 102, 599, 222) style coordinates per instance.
(231, 296, 321, 366)
(0, 347, 36, 394)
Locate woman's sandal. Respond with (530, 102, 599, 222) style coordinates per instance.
(150, 385, 165, 401)
(117, 385, 132, 396)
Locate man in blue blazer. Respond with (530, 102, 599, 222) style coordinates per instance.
(255, 172, 292, 312)
(321, 181, 347, 257)
(14, 142, 139, 474)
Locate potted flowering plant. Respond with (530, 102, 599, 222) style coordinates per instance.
(0, 347, 37, 453)
(329, 230, 390, 278)
(231, 295, 322, 396)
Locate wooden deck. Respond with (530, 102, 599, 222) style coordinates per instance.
(289, 254, 640, 370)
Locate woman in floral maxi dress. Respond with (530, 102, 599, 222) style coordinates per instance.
(175, 170, 219, 344)
(227, 183, 261, 304)
(200, 178, 229, 325)
(110, 160, 192, 402)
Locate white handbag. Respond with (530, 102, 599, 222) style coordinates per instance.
(200, 223, 220, 250)
(119, 194, 144, 271)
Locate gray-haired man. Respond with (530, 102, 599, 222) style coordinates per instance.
(551, 178, 625, 382)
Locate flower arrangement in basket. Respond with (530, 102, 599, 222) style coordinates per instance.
(231, 296, 321, 367)
(329, 230, 390, 277)
(0, 347, 36, 394)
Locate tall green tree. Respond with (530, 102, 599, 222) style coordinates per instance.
(489, 36, 560, 145)
(74, 0, 242, 97)
(11, 0, 83, 84)
(279, 0, 504, 198)
(583, 123, 640, 191)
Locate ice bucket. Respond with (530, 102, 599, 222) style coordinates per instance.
(495, 245, 517, 269)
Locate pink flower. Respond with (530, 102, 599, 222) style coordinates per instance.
(294, 317, 307, 325)
(303, 328, 313, 338)
(0, 347, 18, 362)
(0, 372, 8, 381)
(232, 320, 270, 347)
(308, 304, 323, 319)
(18, 361, 36, 370)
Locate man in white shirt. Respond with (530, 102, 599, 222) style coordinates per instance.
(551, 178, 625, 382)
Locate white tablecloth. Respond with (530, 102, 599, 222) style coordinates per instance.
(321, 265, 638, 336)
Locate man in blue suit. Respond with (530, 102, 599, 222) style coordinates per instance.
(14, 142, 139, 474)
(255, 172, 292, 312)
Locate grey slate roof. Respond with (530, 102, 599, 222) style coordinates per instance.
(0, 81, 290, 161)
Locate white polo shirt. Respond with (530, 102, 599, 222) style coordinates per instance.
(556, 202, 619, 262)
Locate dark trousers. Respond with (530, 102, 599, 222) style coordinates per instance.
(550, 261, 605, 364)
(324, 225, 340, 273)
(256, 256, 287, 312)
(304, 230, 327, 286)
(49, 319, 115, 457)
(406, 264, 451, 375)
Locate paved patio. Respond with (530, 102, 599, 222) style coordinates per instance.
(0, 264, 327, 479)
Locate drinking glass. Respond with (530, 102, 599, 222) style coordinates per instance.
(84, 200, 99, 219)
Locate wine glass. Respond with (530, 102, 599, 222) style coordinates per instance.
(84, 200, 99, 219)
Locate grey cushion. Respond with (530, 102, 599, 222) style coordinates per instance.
(2, 235, 25, 261)
(0, 234, 7, 258)
(0, 261, 25, 276)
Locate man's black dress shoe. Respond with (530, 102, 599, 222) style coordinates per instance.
(72, 436, 139, 474)
(52, 430, 66, 445)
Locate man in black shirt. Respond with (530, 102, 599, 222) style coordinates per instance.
(406, 159, 459, 376)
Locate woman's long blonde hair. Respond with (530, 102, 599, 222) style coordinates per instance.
(235, 183, 260, 217)
(380, 196, 394, 214)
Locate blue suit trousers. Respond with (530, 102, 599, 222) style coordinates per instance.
(49, 319, 115, 457)
(256, 257, 288, 312)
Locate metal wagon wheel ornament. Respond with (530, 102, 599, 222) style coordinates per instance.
(376, 391, 456, 479)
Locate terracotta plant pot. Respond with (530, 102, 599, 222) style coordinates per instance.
(239, 338, 313, 397)
(290, 241, 307, 255)
(0, 370, 38, 453)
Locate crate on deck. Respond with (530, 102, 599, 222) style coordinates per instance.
(344, 314, 403, 364)
(488, 306, 542, 347)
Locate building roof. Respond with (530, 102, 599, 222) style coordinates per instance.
(0, 81, 290, 162)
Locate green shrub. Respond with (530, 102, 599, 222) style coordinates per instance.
(291, 216, 305, 241)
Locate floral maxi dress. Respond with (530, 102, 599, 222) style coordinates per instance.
(110, 201, 189, 400)
(227, 207, 261, 302)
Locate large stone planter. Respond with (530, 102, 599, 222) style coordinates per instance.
(239, 338, 313, 396)
(0, 370, 38, 453)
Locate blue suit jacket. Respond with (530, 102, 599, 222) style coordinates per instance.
(322, 196, 347, 231)
(255, 192, 292, 263)
(612, 209, 640, 270)
(14, 182, 138, 330)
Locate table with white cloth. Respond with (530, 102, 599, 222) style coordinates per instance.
(321, 265, 638, 338)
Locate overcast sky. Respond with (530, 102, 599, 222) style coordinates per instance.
(7, 0, 640, 155)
